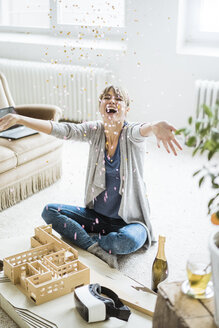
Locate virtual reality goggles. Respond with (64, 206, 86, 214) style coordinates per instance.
(74, 283, 131, 323)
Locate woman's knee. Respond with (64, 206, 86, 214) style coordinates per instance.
(114, 224, 147, 253)
(41, 204, 56, 224)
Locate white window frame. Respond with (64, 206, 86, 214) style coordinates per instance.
(177, 0, 219, 57)
(0, 0, 126, 41)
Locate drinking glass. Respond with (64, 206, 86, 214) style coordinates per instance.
(181, 252, 214, 299)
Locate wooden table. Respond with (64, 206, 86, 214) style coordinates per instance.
(153, 281, 216, 328)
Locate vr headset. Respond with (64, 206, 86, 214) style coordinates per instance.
(74, 283, 131, 323)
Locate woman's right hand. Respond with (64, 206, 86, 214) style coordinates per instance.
(0, 113, 20, 131)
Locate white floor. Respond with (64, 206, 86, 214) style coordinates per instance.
(0, 136, 217, 327)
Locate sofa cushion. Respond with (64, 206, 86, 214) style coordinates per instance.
(0, 146, 17, 173)
(0, 133, 63, 166)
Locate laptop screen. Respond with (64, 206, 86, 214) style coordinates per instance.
(0, 107, 21, 130)
(0, 106, 17, 118)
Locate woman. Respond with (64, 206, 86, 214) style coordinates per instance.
(0, 86, 182, 268)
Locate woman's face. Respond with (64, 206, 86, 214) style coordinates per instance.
(99, 88, 129, 125)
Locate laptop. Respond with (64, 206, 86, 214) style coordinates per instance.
(0, 107, 38, 140)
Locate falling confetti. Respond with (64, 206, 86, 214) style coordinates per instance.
(64, 223, 67, 228)
(104, 191, 108, 202)
(95, 218, 99, 224)
(82, 225, 85, 229)
(74, 232, 77, 240)
(109, 250, 112, 254)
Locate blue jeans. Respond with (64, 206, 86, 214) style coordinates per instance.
(41, 204, 147, 255)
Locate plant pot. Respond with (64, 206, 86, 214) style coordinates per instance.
(209, 230, 219, 327)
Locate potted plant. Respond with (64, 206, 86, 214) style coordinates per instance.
(177, 100, 219, 326)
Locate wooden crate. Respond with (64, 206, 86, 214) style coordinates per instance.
(153, 281, 216, 328)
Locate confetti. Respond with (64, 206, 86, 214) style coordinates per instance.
(77, 207, 81, 211)
(64, 223, 67, 228)
(46, 205, 48, 210)
(99, 233, 101, 239)
(58, 207, 61, 212)
(95, 218, 99, 224)
(82, 225, 85, 229)
(74, 232, 77, 240)
(109, 250, 112, 254)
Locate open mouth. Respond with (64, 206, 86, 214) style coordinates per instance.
(106, 107, 117, 114)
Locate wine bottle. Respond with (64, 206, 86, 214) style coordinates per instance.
(151, 235, 169, 293)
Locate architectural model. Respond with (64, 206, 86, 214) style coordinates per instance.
(3, 225, 90, 305)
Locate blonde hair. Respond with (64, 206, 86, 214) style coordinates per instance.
(99, 85, 130, 107)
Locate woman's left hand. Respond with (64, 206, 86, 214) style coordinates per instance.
(151, 121, 182, 156)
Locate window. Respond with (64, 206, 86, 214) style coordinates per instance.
(177, 0, 219, 57)
(200, 0, 219, 33)
(0, 0, 50, 29)
(57, 0, 125, 28)
(0, 0, 125, 36)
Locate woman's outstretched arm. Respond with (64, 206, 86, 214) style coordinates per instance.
(0, 113, 52, 134)
(140, 121, 182, 156)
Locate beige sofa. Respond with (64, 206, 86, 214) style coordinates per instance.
(0, 72, 63, 211)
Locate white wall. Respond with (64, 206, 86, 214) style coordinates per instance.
(120, 0, 219, 126)
(0, 0, 219, 127)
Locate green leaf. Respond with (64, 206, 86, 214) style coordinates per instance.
(175, 128, 185, 135)
(186, 136, 197, 147)
(200, 127, 209, 138)
(208, 150, 214, 160)
(188, 116, 193, 125)
(199, 176, 205, 187)
(195, 121, 201, 133)
(208, 198, 214, 208)
(203, 104, 213, 118)
(192, 148, 199, 156)
(193, 169, 201, 177)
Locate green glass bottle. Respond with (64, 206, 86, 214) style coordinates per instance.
(151, 235, 169, 293)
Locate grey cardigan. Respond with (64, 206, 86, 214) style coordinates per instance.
(50, 120, 156, 249)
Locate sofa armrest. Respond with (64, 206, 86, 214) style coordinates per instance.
(15, 104, 62, 122)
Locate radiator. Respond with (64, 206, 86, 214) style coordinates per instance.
(195, 80, 219, 116)
(0, 58, 113, 121)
